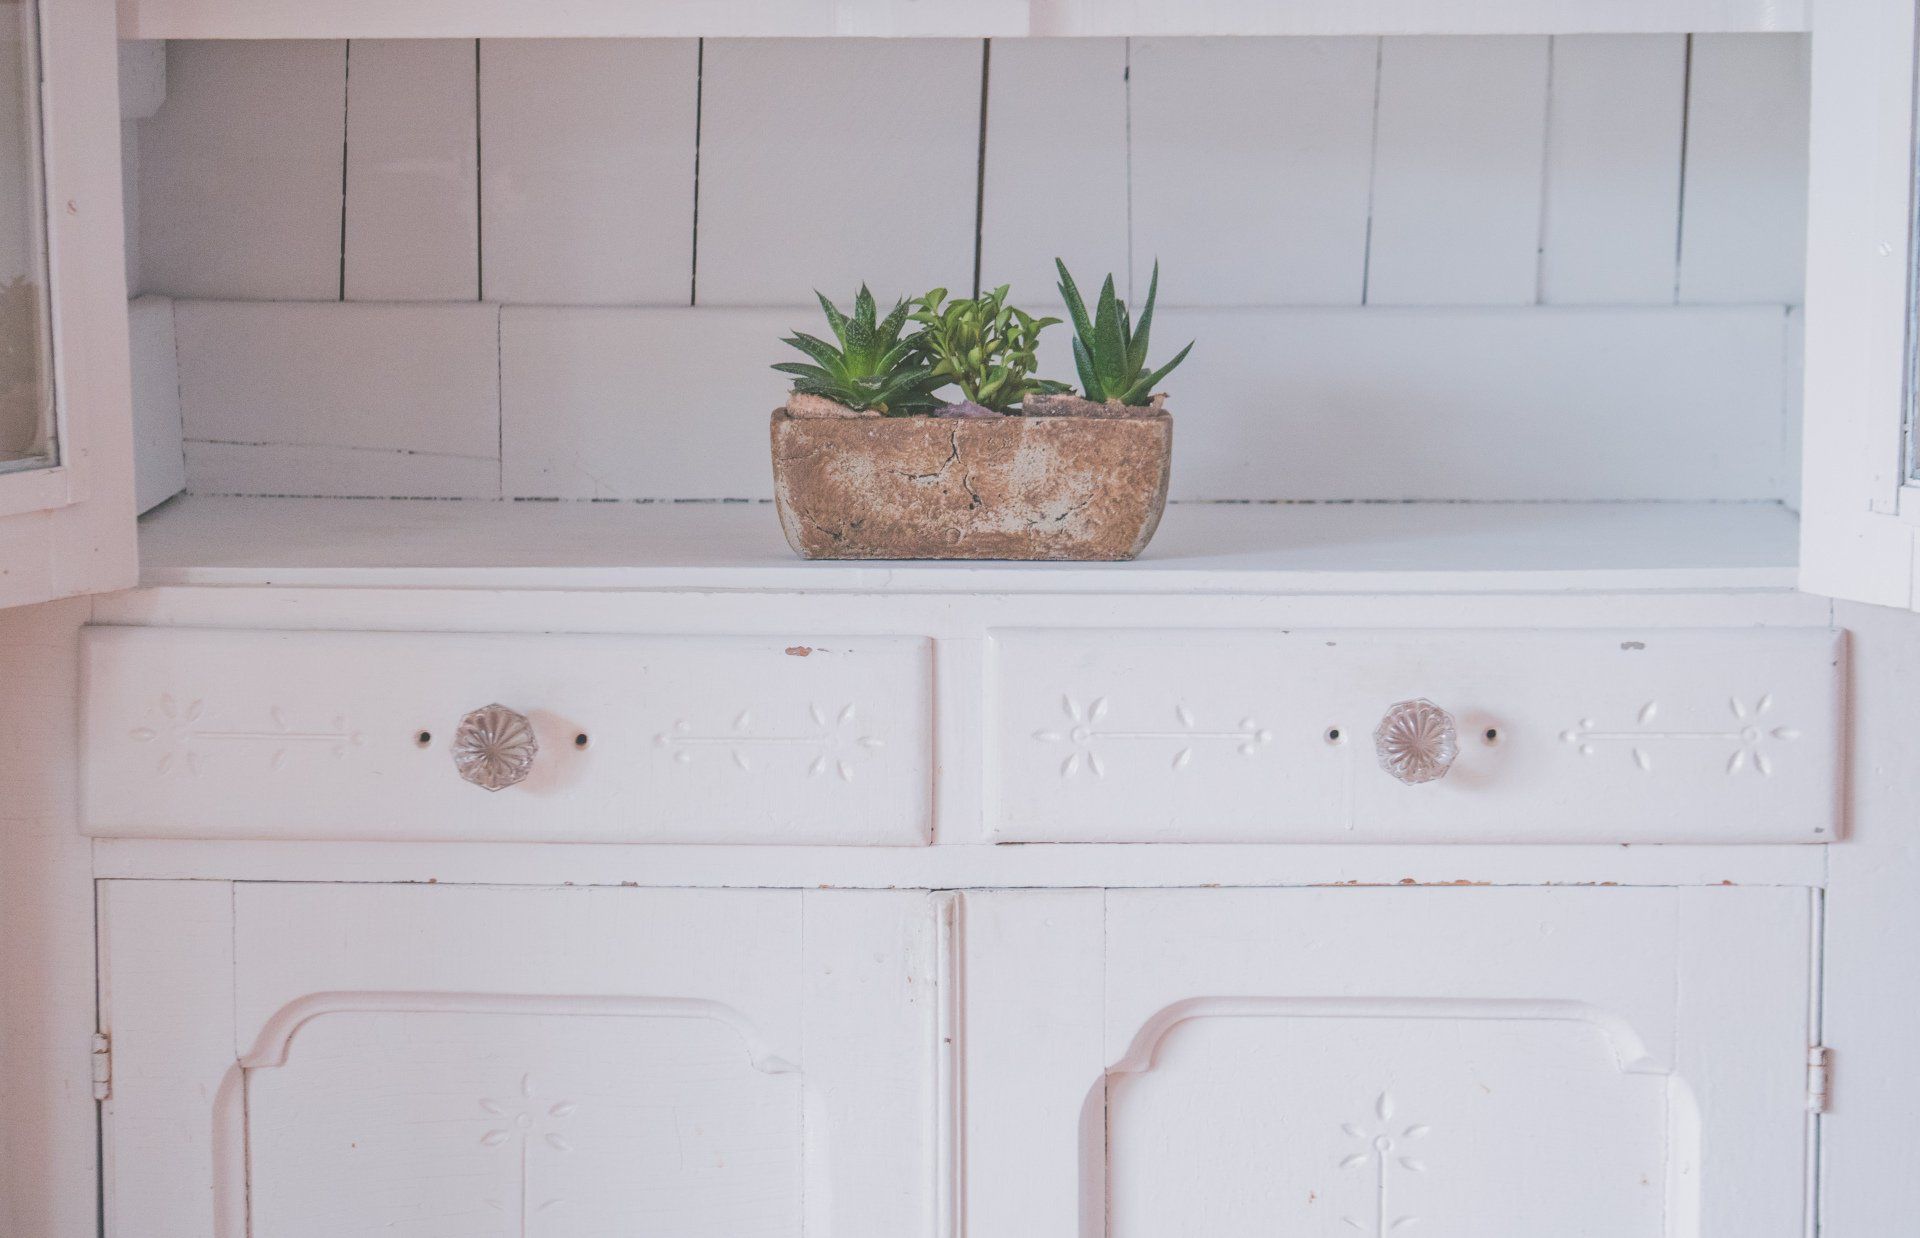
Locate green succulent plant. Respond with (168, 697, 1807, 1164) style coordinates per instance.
(909, 285, 1067, 413)
(772, 286, 940, 415)
(1055, 258, 1193, 406)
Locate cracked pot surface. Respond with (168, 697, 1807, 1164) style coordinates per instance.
(770, 408, 1172, 560)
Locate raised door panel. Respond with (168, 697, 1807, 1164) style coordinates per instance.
(963, 886, 1813, 1238)
(81, 627, 932, 844)
(99, 882, 937, 1238)
(989, 627, 1842, 842)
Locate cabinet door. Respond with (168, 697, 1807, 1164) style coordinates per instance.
(1801, 0, 1920, 607)
(98, 882, 937, 1238)
(964, 887, 1813, 1238)
(0, 0, 135, 609)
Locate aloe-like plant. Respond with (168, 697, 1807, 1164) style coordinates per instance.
(772, 286, 941, 415)
(1055, 259, 1192, 406)
(910, 285, 1066, 413)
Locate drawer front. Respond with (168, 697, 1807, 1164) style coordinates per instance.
(989, 628, 1843, 843)
(83, 627, 931, 843)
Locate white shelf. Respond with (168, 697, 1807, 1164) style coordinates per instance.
(118, 0, 1809, 40)
(136, 496, 1799, 594)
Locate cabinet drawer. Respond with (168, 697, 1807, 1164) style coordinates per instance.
(82, 627, 931, 843)
(989, 628, 1843, 843)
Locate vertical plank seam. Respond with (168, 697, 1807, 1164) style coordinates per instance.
(1534, 36, 1558, 306)
(495, 305, 504, 498)
(1359, 37, 1386, 306)
(474, 40, 484, 303)
(1123, 38, 1134, 302)
(972, 40, 991, 300)
(689, 39, 705, 308)
(338, 42, 350, 302)
(1672, 34, 1695, 305)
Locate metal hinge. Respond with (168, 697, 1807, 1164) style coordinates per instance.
(1807, 1045, 1831, 1113)
(91, 1032, 111, 1102)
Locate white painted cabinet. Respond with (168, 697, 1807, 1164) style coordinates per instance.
(98, 881, 939, 1238)
(964, 887, 1815, 1238)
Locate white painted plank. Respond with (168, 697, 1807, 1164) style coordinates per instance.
(137, 40, 346, 300)
(1366, 35, 1550, 305)
(97, 880, 238, 1238)
(1130, 37, 1377, 306)
(173, 300, 500, 498)
(343, 39, 478, 302)
(1539, 34, 1686, 304)
(961, 890, 1105, 1238)
(0, 599, 98, 1238)
(127, 295, 184, 514)
(977, 37, 1128, 306)
(119, 121, 141, 293)
(799, 892, 937, 1237)
(1678, 33, 1810, 304)
(501, 305, 790, 499)
(478, 39, 697, 305)
(696, 39, 980, 306)
(117, 0, 1812, 40)
(135, 495, 1801, 594)
(1029, 305, 1791, 501)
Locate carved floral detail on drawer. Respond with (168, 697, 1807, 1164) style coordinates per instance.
(1561, 695, 1802, 776)
(1338, 1091, 1431, 1237)
(128, 694, 365, 776)
(1032, 695, 1275, 778)
(653, 702, 884, 782)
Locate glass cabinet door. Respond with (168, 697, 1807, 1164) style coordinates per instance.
(0, 0, 52, 478)
(0, 0, 137, 610)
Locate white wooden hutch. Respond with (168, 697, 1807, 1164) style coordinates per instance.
(3, 0, 1920, 1235)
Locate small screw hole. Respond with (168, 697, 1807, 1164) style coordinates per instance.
(1483, 727, 1500, 745)
(1325, 727, 1343, 745)
(574, 733, 590, 750)
(415, 730, 433, 748)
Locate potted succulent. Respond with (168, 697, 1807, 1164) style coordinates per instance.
(769, 266, 1192, 561)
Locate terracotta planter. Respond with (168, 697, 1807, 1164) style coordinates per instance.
(770, 401, 1172, 561)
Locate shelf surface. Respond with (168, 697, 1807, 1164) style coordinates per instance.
(136, 497, 1800, 594)
(120, 0, 1809, 39)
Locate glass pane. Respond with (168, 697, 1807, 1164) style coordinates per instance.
(0, 0, 52, 476)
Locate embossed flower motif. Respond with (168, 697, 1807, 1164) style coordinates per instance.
(452, 704, 539, 792)
(1033, 695, 1110, 778)
(480, 1073, 575, 1152)
(1373, 698, 1458, 785)
(129, 693, 206, 776)
(1339, 1092, 1430, 1234)
(1724, 695, 1800, 776)
(654, 703, 882, 781)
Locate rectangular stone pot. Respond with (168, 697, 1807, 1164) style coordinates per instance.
(770, 408, 1172, 560)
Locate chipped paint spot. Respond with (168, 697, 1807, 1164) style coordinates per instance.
(1621, 640, 1646, 651)
(786, 646, 814, 657)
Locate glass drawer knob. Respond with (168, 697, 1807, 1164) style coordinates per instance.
(1373, 698, 1459, 785)
(452, 704, 538, 791)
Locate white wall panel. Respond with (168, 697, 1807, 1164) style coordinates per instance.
(502, 305, 791, 499)
(696, 39, 980, 306)
(1539, 35, 1686, 304)
(174, 300, 500, 498)
(977, 37, 1128, 306)
(138, 40, 346, 300)
(1025, 304, 1789, 501)
(1678, 33, 1809, 304)
(127, 295, 184, 514)
(1366, 36, 1550, 305)
(478, 39, 698, 305)
(343, 39, 478, 302)
(1131, 36, 1378, 306)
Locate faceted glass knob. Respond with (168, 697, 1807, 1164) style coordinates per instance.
(1373, 698, 1459, 785)
(452, 704, 538, 791)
